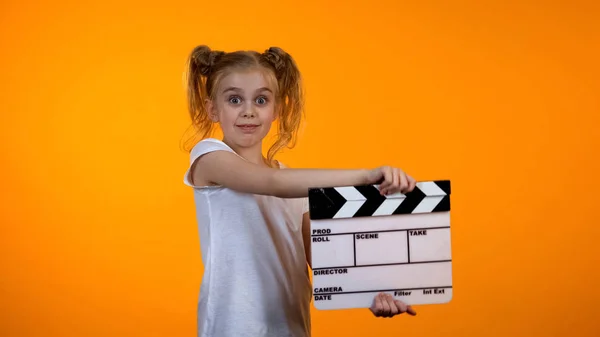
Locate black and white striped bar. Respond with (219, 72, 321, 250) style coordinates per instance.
(308, 180, 451, 220)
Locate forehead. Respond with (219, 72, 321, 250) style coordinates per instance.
(217, 68, 276, 94)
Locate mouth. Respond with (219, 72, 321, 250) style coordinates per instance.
(236, 124, 260, 132)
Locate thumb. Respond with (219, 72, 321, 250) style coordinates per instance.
(394, 300, 417, 316)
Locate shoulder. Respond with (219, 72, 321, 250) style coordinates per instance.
(190, 138, 235, 162)
(184, 138, 238, 188)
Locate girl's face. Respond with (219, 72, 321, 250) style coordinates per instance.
(207, 69, 277, 150)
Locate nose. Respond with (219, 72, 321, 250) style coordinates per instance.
(241, 104, 256, 118)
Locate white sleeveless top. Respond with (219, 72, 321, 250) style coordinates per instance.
(183, 138, 312, 337)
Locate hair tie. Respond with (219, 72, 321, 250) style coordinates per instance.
(263, 47, 285, 72)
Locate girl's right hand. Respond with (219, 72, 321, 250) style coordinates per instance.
(367, 166, 416, 196)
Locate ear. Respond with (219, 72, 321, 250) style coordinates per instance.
(205, 99, 219, 122)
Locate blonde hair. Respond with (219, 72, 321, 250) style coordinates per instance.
(181, 45, 304, 164)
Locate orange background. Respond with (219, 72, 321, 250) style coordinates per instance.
(1, 0, 599, 336)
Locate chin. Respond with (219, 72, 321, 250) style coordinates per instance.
(233, 134, 263, 148)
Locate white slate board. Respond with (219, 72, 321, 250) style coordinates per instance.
(307, 180, 453, 310)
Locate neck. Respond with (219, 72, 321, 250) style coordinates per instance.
(222, 138, 272, 167)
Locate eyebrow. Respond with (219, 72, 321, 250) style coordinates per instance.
(222, 87, 273, 94)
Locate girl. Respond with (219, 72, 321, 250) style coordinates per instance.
(182, 45, 417, 337)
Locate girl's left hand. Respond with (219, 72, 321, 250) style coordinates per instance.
(369, 293, 416, 318)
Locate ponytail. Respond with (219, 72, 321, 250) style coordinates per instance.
(183, 45, 225, 150)
(261, 47, 304, 162)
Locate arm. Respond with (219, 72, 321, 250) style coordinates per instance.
(194, 150, 370, 198)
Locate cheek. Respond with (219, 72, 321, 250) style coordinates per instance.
(218, 106, 238, 125)
(261, 105, 276, 122)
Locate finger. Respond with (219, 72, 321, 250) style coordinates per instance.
(370, 293, 384, 316)
(379, 168, 393, 195)
(399, 170, 409, 193)
(406, 305, 417, 316)
(386, 294, 399, 317)
(384, 167, 393, 186)
(391, 168, 399, 194)
(407, 175, 417, 192)
(377, 168, 387, 188)
(394, 299, 407, 314)
(379, 183, 387, 196)
(380, 293, 391, 317)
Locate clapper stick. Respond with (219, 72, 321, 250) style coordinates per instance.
(307, 180, 453, 310)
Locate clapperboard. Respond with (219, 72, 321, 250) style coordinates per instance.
(308, 180, 452, 310)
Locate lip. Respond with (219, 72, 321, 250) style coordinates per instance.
(236, 124, 260, 133)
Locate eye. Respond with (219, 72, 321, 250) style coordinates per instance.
(228, 96, 242, 104)
(255, 96, 268, 105)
